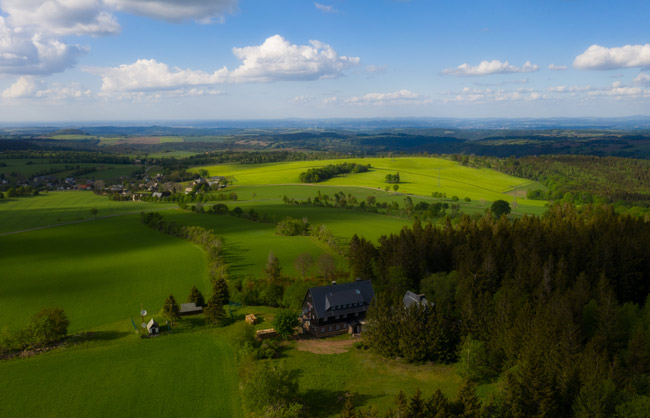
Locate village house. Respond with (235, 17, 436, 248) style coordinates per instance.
(179, 303, 203, 316)
(403, 290, 430, 308)
(147, 318, 160, 335)
(301, 279, 374, 338)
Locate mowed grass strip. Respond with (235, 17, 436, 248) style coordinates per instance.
(0, 331, 242, 418)
(0, 192, 163, 234)
(0, 213, 209, 331)
(191, 157, 543, 205)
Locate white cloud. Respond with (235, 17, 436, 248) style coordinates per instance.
(291, 95, 314, 104)
(230, 35, 358, 82)
(344, 89, 431, 105)
(1, 0, 120, 36)
(548, 64, 568, 71)
(442, 60, 539, 76)
(314, 2, 337, 13)
(0, 17, 88, 76)
(88, 58, 229, 94)
(2, 76, 91, 99)
(634, 73, 650, 85)
(548, 85, 593, 93)
(104, 0, 237, 23)
(444, 87, 545, 103)
(586, 82, 650, 98)
(366, 64, 387, 74)
(574, 44, 650, 70)
(89, 35, 358, 94)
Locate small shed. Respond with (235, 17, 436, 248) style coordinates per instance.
(179, 303, 203, 316)
(245, 314, 257, 325)
(403, 290, 430, 308)
(147, 318, 160, 335)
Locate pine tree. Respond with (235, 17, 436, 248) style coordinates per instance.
(340, 397, 355, 418)
(407, 389, 425, 418)
(187, 285, 205, 307)
(204, 293, 226, 325)
(357, 405, 379, 418)
(162, 294, 180, 326)
(425, 390, 450, 418)
(455, 380, 481, 418)
(394, 391, 408, 418)
(212, 277, 230, 306)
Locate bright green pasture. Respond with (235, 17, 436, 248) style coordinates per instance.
(0, 214, 209, 331)
(163, 211, 347, 279)
(0, 192, 164, 234)
(192, 157, 544, 206)
(0, 330, 241, 418)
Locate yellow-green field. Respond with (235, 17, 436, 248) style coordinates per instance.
(192, 157, 544, 208)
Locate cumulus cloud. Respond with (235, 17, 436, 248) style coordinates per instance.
(88, 35, 358, 94)
(2, 76, 91, 99)
(230, 35, 358, 82)
(586, 81, 650, 98)
(548, 64, 568, 71)
(291, 95, 314, 104)
(366, 64, 387, 74)
(443, 87, 544, 103)
(87, 58, 229, 94)
(442, 60, 538, 76)
(574, 44, 650, 70)
(104, 0, 237, 23)
(344, 89, 431, 105)
(0, 17, 88, 76)
(314, 2, 337, 13)
(1, 0, 120, 36)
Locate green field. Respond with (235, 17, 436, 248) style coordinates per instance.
(192, 157, 544, 208)
(0, 329, 242, 418)
(0, 192, 164, 234)
(0, 214, 208, 332)
(0, 158, 140, 181)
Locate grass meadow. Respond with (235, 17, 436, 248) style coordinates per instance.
(192, 157, 545, 207)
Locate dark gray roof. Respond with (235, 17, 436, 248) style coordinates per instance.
(403, 291, 429, 308)
(307, 280, 374, 320)
(180, 303, 203, 313)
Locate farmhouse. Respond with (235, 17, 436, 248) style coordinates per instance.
(301, 279, 374, 337)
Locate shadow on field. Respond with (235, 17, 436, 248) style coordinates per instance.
(72, 330, 131, 343)
(221, 241, 255, 274)
(301, 390, 376, 417)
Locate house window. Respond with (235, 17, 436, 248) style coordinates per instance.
(328, 325, 332, 331)
(321, 327, 325, 333)
(335, 324, 339, 330)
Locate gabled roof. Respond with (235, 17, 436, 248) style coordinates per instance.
(147, 318, 159, 331)
(306, 280, 374, 320)
(403, 290, 429, 308)
(180, 303, 203, 313)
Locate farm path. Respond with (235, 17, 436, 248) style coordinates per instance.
(0, 206, 176, 237)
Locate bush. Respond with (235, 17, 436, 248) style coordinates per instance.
(21, 308, 70, 348)
(275, 217, 310, 236)
(272, 310, 299, 339)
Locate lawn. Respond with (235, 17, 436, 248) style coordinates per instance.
(0, 192, 164, 234)
(0, 213, 209, 332)
(0, 330, 242, 418)
(191, 157, 545, 208)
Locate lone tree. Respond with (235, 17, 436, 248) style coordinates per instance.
(294, 252, 314, 279)
(490, 199, 511, 218)
(187, 286, 205, 307)
(212, 277, 230, 306)
(272, 310, 299, 339)
(204, 294, 226, 325)
(393, 184, 399, 192)
(264, 250, 282, 281)
(317, 253, 336, 280)
(162, 294, 180, 326)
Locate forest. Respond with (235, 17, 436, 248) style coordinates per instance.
(346, 204, 650, 416)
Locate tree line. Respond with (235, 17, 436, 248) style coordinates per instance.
(299, 162, 371, 183)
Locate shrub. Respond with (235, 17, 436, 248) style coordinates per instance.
(21, 308, 70, 348)
(272, 310, 299, 339)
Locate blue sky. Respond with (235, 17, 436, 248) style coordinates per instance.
(1, 0, 649, 121)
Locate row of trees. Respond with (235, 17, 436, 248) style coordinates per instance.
(299, 162, 371, 183)
(0, 308, 70, 355)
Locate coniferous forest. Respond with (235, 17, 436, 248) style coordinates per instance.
(351, 204, 650, 417)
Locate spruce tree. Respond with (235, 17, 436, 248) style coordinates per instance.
(394, 391, 408, 418)
(204, 293, 226, 325)
(212, 277, 230, 306)
(455, 380, 481, 418)
(187, 285, 205, 307)
(162, 294, 180, 326)
(425, 389, 450, 418)
(264, 250, 282, 281)
(407, 389, 425, 418)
